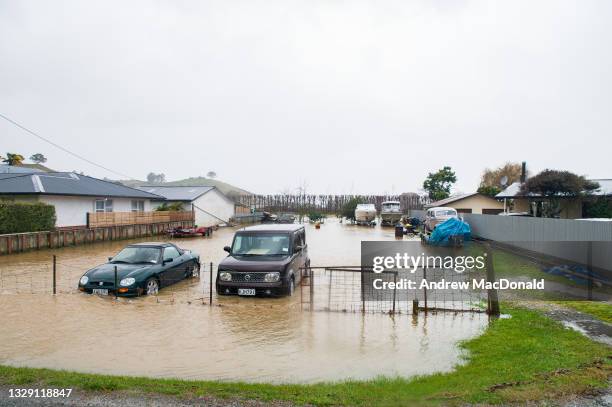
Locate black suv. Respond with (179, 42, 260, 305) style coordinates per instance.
(216, 224, 310, 297)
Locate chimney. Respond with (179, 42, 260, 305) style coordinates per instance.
(520, 162, 527, 183)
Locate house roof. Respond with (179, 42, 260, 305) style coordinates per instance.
(425, 192, 485, 208)
(136, 185, 216, 201)
(0, 172, 162, 199)
(238, 224, 305, 232)
(495, 182, 523, 198)
(496, 179, 612, 199)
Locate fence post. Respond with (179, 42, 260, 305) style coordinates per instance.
(327, 269, 333, 310)
(423, 264, 428, 313)
(310, 264, 314, 309)
(392, 271, 397, 314)
(209, 262, 213, 305)
(52, 255, 57, 295)
(114, 266, 118, 299)
(484, 244, 500, 316)
(361, 268, 365, 314)
(587, 241, 593, 301)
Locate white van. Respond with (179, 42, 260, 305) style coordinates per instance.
(425, 207, 458, 231)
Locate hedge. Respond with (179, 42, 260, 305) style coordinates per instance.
(0, 201, 56, 234)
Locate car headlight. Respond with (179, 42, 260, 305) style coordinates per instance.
(79, 276, 89, 285)
(119, 277, 135, 287)
(264, 272, 280, 282)
(219, 271, 232, 282)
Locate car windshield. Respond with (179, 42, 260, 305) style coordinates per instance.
(232, 233, 290, 256)
(435, 210, 456, 217)
(111, 247, 160, 264)
(382, 203, 400, 211)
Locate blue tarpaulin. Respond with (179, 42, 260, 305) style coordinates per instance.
(428, 217, 471, 245)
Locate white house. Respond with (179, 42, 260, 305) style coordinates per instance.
(137, 186, 235, 227)
(0, 172, 162, 227)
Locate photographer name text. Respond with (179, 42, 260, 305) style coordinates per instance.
(373, 278, 545, 290)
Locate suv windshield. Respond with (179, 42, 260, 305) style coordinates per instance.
(232, 233, 290, 256)
(111, 247, 161, 264)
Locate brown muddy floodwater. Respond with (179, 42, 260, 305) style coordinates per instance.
(0, 219, 488, 383)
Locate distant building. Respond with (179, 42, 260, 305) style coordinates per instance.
(425, 193, 504, 215)
(0, 172, 161, 227)
(137, 186, 235, 227)
(496, 179, 612, 219)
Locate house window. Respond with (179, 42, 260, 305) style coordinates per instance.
(94, 199, 113, 213)
(131, 200, 145, 212)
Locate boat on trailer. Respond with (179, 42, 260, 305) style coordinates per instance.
(380, 201, 402, 226)
(354, 204, 377, 225)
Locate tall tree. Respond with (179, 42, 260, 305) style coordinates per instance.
(478, 162, 524, 197)
(146, 172, 166, 183)
(29, 153, 47, 164)
(341, 196, 363, 222)
(423, 166, 457, 201)
(521, 169, 599, 217)
(3, 153, 24, 166)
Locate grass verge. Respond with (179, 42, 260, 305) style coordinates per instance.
(559, 301, 612, 323)
(1, 306, 610, 406)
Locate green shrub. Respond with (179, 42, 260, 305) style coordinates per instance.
(308, 211, 325, 222)
(154, 202, 184, 211)
(0, 201, 56, 234)
(341, 197, 364, 221)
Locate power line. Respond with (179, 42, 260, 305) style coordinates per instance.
(0, 112, 135, 180)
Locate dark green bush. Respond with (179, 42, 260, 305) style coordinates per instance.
(0, 201, 56, 234)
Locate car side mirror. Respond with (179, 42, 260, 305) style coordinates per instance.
(223, 246, 231, 253)
(164, 258, 173, 264)
(108, 257, 113, 261)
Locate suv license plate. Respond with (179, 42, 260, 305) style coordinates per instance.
(92, 289, 109, 295)
(238, 288, 256, 296)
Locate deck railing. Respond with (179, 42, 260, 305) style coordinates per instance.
(87, 210, 194, 228)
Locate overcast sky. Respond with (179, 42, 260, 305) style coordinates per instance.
(1, 0, 610, 194)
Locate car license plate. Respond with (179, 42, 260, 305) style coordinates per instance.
(92, 289, 109, 295)
(238, 288, 256, 296)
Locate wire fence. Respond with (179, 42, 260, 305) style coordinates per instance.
(0, 257, 495, 315)
(298, 266, 490, 315)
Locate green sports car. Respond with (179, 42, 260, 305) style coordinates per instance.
(78, 242, 200, 297)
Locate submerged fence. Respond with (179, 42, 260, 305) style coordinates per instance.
(1, 255, 496, 315)
(298, 266, 494, 315)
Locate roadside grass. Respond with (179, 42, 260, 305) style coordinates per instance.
(1, 306, 610, 406)
(557, 301, 612, 323)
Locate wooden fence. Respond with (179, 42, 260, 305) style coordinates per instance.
(87, 210, 194, 228)
(0, 219, 195, 256)
(236, 194, 429, 214)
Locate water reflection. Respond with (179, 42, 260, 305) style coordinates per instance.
(0, 219, 487, 383)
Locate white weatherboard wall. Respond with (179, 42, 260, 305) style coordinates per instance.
(192, 189, 235, 227)
(39, 195, 152, 227)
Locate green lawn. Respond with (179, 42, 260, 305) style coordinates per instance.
(1, 306, 610, 406)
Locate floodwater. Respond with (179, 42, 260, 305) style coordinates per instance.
(0, 219, 488, 383)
